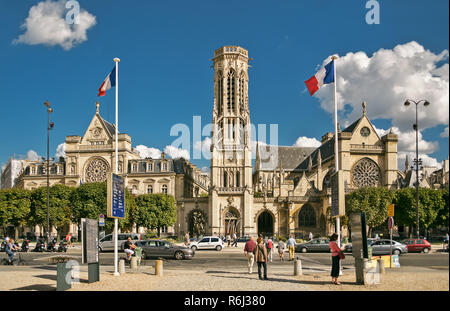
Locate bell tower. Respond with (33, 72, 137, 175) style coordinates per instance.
(209, 46, 254, 236)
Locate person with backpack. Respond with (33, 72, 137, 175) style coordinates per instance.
(253, 237, 268, 280)
(266, 238, 273, 262)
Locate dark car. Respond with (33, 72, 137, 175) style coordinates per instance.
(135, 239, 194, 260)
(402, 238, 431, 253)
(236, 236, 251, 243)
(295, 238, 330, 253)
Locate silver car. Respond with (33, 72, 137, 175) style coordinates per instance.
(295, 238, 331, 253)
(99, 233, 141, 252)
(136, 240, 194, 260)
(370, 239, 408, 255)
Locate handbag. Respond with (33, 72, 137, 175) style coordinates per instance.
(339, 251, 345, 260)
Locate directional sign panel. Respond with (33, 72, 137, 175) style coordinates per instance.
(388, 204, 395, 217)
(331, 170, 345, 217)
(107, 173, 125, 219)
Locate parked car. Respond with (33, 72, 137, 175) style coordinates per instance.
(402, 238, 431, 253)
(295, 238, 330, 253)
(189, 236, 223, 251)
(135, 239, 194, 260)
(344, 238, 377, 253)
(370, 239, 408, 255)
(235, 236, 251, 243)
(98, 233, 141, 252)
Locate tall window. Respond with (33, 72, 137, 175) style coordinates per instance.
(227, 70, 235, 112)
(148, 163, 153, 172)
(147, 185, 153, 194)
(239, 72, 245, 111)
(162, 163, 167, 171)
(133, 164, 137, 172)
(223, 171, 228, 187)
(217, 72, 223, 115)
(162, 184, 168, 194)
(236, 171, 240, 187)
(298, 205, 316, 227)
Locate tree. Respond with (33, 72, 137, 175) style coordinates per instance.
(30, 184, 74, 239)
(135, 193, 177, 236)
(345, 187, 395, 236)
(0, 188, 32, 239)
(434, 188, 449, 230)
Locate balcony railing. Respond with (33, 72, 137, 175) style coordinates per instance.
(350, 144, 384, 153)
(217, 187, 246, 192)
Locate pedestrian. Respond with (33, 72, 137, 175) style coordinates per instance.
(329, 233, 345, 285)
(226, 234, 231, 247)
(253, 237, 268, 280)
(65, 233, 72, 246)
(231, 232, 238, 247)
(266, 237, 273, 262)
(309, 232, 314, 241)
(286, 234, 297, 261)
(123, 237, 136, 261)
(184, 232, 190, 246)
(5, 238, 19, 263)
(277, 239, 285, 261)
(244, 236, 257, 274)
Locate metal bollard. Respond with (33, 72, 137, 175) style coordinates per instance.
(119, 259, 126, 274)
(155, 259, 163, 276)
(377, 258, 385, 274)
(130, 257, 137, 269)
(294, 258, 302, 276)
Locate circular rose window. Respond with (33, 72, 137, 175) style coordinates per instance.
(85, 158, 109, 182)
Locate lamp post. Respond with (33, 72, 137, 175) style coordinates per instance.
(44, 101, 54, 245)
(404, 99, 430, 239)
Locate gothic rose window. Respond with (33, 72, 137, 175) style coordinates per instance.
(351, 158, 380, 188)
(84, 158, 109, 183)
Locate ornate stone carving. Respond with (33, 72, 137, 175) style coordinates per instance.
(85, 158, 109, 182)
(351, 158, 380, 188)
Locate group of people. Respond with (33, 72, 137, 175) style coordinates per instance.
(243, 233, 345, 285)
(225, 232, 239, 247)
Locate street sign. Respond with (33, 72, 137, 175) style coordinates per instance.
(331, 170, 345, 217)
(99, 214, 105, 227)
(107, 173, 125, 219)
(388, 217, 394, 230)
(388, 204, 395, 217)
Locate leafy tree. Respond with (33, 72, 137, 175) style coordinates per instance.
(0, 188, 32, 239)
(135, 193, 177, 236)
(434, 188, 449, 229)
(345, 187, 395, 236)
(30, 184, 74, 238)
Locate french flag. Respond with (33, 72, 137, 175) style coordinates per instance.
(304, 60, 334, 96)
(98, 66, 116, 97)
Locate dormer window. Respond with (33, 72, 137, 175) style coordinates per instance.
(31, 167, 36, 175)
(133, 164, 137, 172)
(162, 163, 167, 171)
(148, 163, 153, 172)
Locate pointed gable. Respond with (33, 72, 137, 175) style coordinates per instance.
(80, 104, 118, 145)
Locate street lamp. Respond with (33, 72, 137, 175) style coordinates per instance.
(44, 101, 54, 245)
(403, 99, 430, 239)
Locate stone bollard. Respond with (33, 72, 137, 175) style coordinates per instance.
(294, 258, 302, 276)
(377, 258, 385, 274)
(155, 259, 163, 276)
(119, 259, 126, 274)
(130, 257, 137, 269)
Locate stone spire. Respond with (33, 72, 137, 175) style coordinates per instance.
(308, 156, 313, 171)
(317, 149, 322, 168)
(96, 101, 100, 114)
(405, 155, 410, 173)
(362, 101, 367, 115)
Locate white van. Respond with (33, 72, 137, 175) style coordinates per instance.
(99, 233, 141, 252)
(189, 236, 223, 251)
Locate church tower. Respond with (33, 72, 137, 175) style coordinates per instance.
(208, 46, 254, 236)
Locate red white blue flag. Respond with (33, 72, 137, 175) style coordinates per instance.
(305, 60, 335, 96)
(98, 66, 116, 97)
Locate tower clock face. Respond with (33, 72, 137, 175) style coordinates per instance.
(360, 126, 370, 137)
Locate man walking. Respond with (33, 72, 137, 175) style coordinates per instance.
(266, 237, 273, 262)
(231, 232, 238, 247)
(286, 234, 297, 261)
(244, 236, 257, 274)
(253, 237, 268, 280)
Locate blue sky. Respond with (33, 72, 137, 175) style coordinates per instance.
(0, 0, 448, 173)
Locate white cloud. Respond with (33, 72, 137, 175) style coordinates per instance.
(398, 152, 442, 171)
(55, 143, 66, 159)
(441, 126, 449, 138)
(26, 150, 41, 161)
(13, 0, 96, 50)
(293, 136, 322, 148)
(135, 145, 162, 159)
(164, 145, 190, 160)
(194, 137, 212, 160)
(200, 166, 210, 173)
(313, 41, 449, 133)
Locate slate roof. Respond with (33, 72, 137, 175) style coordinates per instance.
(342, 117, 362, 133)
(257, 145, 315, 171)
(102, 119, 118, 136)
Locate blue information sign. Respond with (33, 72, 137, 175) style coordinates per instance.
(108, 173, 125, 219)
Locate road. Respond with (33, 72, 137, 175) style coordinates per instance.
(2, 245, 448, 273)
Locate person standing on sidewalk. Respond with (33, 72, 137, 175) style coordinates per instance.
(277, 239, 285, 261)
(244, 236, 257, 274)
(266, 237, 273, 262)
(231, 232, 238, 247)
(329, 233, 344, 285)
(253, 237, 268, 280)
(286, 235, 297, 261)
(226, 234, 231, 247)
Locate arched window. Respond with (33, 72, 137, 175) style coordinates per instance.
(147, 185, 153, 194)
(236, 171, 240, 187)
(161, 184, 168, 194)
(298, 205, 316, 227)
(227, 70, 235, 112)
(239, 72, 245, 111)
(223, 171, 228, 187)
(351, 158, 380, 188)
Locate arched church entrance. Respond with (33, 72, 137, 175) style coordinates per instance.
(258, 211, 274, 237)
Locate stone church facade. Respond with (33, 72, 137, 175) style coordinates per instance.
(12, 45, 402, 239)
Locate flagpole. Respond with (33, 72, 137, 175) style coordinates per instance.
(113, 57, 120, 276)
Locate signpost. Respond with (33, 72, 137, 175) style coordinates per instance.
(387, 204, 394, 268)
(107, 172, 125, 276)
(81, 218, 100, 283)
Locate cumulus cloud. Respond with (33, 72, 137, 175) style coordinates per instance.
(13, 0, 96, 50)
(441, 126, 449, 138)
(135, 145, 162, 159)
(26, 150, 41, 161)
(293, 136, 322, 148)
(313, 41, 449, 133)
(164, 145, 190, 160)
(398, 152, 442, 171)
(194, 137, 212, 160)
(55, 143, 66, 159)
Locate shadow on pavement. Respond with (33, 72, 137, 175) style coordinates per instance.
(210, 274, 305, 285)
(11, 284, 56, 291)
(31, 265, 57, 271)
(35, 274, 57, 281)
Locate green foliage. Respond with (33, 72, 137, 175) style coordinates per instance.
(345, 187, 395, 231)
(135, 193, 177, 236)
(434, 188, 449, 228)
(0, 188, 32, 232)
